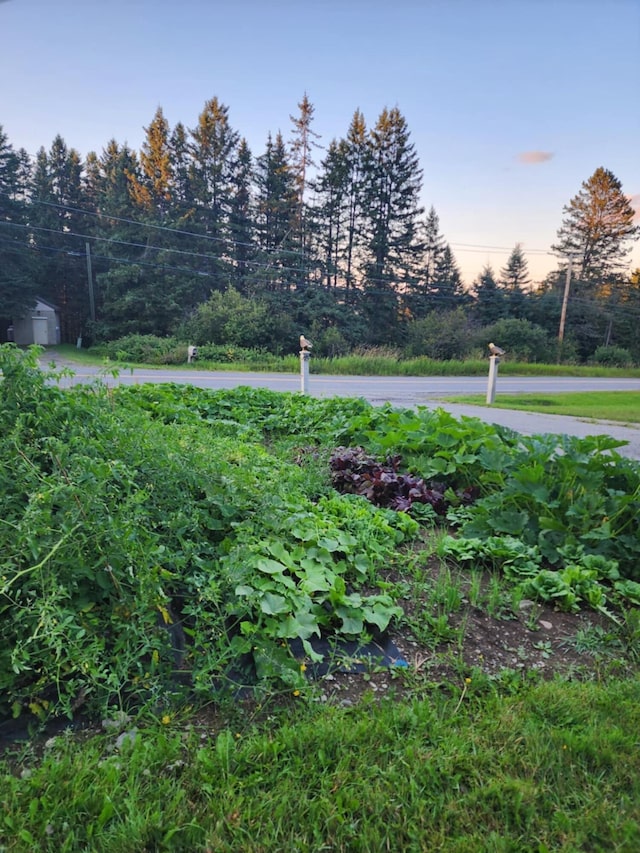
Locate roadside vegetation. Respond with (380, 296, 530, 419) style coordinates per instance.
(50, 338, 640, 379)
(2, 343, 639, 851)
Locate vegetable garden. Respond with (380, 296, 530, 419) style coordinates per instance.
(1, 343, 639, 727)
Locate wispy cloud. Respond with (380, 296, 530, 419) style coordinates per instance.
(517, 151, 554, 164)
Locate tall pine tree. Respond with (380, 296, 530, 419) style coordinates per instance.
(361, 107, 423, 341)
(552, 167, 639, 283)
(29, 136, 90, 340)
(253, 132, 298, 292)
(0, 126, 36, 323)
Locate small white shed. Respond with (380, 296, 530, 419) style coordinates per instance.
(11, 298, 61, 347)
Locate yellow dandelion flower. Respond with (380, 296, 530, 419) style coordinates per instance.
(465, 677, 472, 684)
(293, 689, 301, 697)
(300, 663, 307, 672)
(161, 714, 171, 725)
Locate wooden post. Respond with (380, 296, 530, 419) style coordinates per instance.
(557, 255, 573, 356)
(85, 242, 96, 322)
(486, 355, 499, 404)
(300, 349, 310, 394)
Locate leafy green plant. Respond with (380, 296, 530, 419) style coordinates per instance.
(0, 348, 420, 721)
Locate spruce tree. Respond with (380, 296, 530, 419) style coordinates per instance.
(188, 98, 241, 291)
(407, 206, 445, 317)
(0, 126, 37, 321)
(228, 138, 256, 295)
(472, 264, 507, 325)
(361, 107, 423, 341)
(289, 92, 322, 278)
(343, 110, 368, 296)
(500, 243, 530, 317)
(128, 107, 175, 219)
(312, 138, 350, 290)
(29, 136, 90, 340)
(253, 132, 298, 292)
(432, 244, 466, 311)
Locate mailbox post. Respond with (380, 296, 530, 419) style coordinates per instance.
(300, 348, 310, 394)
(486, 354, 500, 404)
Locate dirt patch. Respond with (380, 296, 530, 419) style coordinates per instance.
(309, 552, 632, 710)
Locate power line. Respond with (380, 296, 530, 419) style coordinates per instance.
(3, 234, 639, 323)
(0, 191, 553, 259)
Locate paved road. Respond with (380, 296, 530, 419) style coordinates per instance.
(45, 356, 640, 460)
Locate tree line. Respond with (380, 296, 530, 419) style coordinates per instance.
(1, 94, 639, 362)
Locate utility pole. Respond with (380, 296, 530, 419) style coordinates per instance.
(85, 241, 96, 323)
(557, 255, 574, 354)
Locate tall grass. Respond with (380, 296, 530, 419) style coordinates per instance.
(57, 343, 640, 378)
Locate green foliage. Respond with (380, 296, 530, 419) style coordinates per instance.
(404, 308, 474, 360)
(592, 345, 635, 368)
(2, 344, 639, 726)
(0, 348, 415, 721)
(95, 334, 185, 364)
(439, 534, 628, 614)
(471, 317, 554, 362)
(337, 395, 640, 586)
(176, 288, 293, 353)
(457, 432, 640, 580)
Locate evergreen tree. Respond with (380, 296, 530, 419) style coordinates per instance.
(170, 122, 193, 218)
(187, 98, 241, 292)
(29, 136, 91, 340)
(343, 109, 368, 294)
(84, 140, 146, 333)
(0, 126, 37, 321)
(472, 263, 507, 325)
(228, 138, 256, 295)
(253, 132, 298, 292)
(128, 107, 175, 219)
(289, 93, 322, 283)
(500, 243, 530, 317)
(432, 243, 466, 311)
(406, 206, 445, 317)
(361, 107, 423, 341)
(312, 138, 350, 290)
(552, 167, 639, 283)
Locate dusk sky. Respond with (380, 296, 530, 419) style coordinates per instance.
(2, 0, 639, 286)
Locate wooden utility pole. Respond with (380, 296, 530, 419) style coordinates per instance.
(85, 242, 96, 322)
(557, 255, 574, 351)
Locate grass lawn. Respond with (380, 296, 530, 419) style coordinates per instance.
(3, 678, 640, 852)
(445, 390, 640, 424)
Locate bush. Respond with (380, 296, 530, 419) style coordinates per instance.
(98, 334, 183, 364)
(404, 308, 474, 360)
(592, 345, 634, 368)
(472, 318, 553, 362)
(176, 288, 294, 353)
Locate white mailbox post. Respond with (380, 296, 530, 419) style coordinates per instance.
(300, 349, 310, 394)
(486, 354, 500, 404)
(299, 334, 312, 394)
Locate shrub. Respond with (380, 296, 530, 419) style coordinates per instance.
(472, 318, 553, 362)
(404, 308, 475, 360)
(592, 345, 634, 368)
(99, 334, 182, 364)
